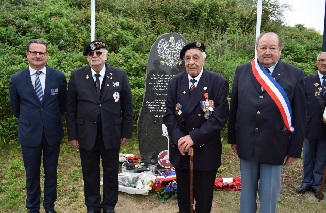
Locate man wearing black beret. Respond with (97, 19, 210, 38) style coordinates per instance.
(66, 40, 133, 213)
(164, 42, 229, 212)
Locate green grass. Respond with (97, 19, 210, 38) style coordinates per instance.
(1, 135, 326, 212)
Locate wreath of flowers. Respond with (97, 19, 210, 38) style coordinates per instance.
(149, 169, 177, 203)
(214, 177, 241, 191)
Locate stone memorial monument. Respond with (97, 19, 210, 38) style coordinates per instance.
(138, 33, 187, 168)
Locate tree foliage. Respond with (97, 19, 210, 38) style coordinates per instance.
(0, 0, 322, 142)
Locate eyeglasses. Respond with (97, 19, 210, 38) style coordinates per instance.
(317, 59, 326, 63)
(28, 51, 47, 57)
(257, 47, 279, 52)
(88, 51, 103, 57)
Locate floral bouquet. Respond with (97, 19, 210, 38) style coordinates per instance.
(214, 176, 241, 191)
(150, 169, 177, 203)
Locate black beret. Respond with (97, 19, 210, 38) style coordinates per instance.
(180, 42, 206, 59)
(83, 40, 107, 56)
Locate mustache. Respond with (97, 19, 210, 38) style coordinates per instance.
(90, 58, 102, 65)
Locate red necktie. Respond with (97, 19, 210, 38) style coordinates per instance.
(189, 78, 197, 93)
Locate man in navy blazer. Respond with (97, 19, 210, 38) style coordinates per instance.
(164, 42, 229, 213)
(228, 32, 306, 213)
(296, 52, 326, 199)
(9, 39, 67, 213)
(66, 40, 133, 213)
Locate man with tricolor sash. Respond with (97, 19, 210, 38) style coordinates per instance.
(228, 32, 306, 213)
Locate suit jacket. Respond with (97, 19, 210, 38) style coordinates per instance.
(66, 64, 133, 150)
(228, 60, 306, 165)
(9, 67, 67, 147)
(304, 74, 326, 140)
(163, 68, 229, 171)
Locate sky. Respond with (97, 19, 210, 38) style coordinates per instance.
(280, 0, 325, 34)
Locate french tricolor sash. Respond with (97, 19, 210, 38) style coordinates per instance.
(251, 59, 294, 132)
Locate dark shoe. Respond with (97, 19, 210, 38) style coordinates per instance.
(105, 210, 115, 213)
(313, 188, 324, 200)
(296, 184, 312, 194)
(46, 211, 57, 213)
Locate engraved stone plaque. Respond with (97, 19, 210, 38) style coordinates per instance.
(138, 33, 187, 167)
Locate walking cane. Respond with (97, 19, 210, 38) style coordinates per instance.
(189, 147, 194, 213)
(318, 164, 326, 201)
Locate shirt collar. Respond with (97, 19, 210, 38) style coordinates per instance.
(91, 66, 106, 77)
(29, 66, 46, 76)
(318, 71, 326, 81)
(188, 68, 203, 82)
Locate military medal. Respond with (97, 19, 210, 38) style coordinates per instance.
(314, 83, 322, 99)
(113, 92, 120, 102)
(201, 93, 214, 119)
(175, 103, 182, 115)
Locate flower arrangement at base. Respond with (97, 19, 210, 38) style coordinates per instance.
(150, 169, 177, 203)
(214, 176, 241, 191)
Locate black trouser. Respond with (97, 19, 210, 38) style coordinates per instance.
(79, 137, 119, 212)
(175, 168, 217, 213)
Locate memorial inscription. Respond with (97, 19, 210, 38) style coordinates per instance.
(138, 33, 187, 167)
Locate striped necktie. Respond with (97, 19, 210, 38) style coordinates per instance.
(189, 78, 197, 93)
(35, 71, 43, 101)
(322, 75, 326, 101)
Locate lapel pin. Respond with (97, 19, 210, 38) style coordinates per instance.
(183, 91, 186, 94)
(86, 75, 89, 79)
(107, 84, 110, 87)
(203, 87, 207, 90)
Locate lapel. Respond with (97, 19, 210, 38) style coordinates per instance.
(101, 65, 114, 100)
(24, 68, 42, 104)
(313, 73, 322, 85)
(84, 67, 98, 100)
(182, 69, 210, 119)
(249, 60, 285, 94)
(272, 61, 285, 83)
(312, 74, 325, 108)
(249, 65, 264, 94)
(42, 67, 51, 104)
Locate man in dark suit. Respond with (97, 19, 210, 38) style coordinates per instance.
(164, 42, 229, 213)
(296, 52, 326, 199)
(228, 32, 306, 213)
(66, 40, 133, 213)
(9, 39, 67, 213)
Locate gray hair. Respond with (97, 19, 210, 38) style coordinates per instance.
(317, 52, 326, 61)
(26, 39, 47, 51)
(255, 32, 283, 50)
(202, 52, 207, 59)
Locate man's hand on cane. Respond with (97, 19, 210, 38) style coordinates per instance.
(177, 135, 194, 155)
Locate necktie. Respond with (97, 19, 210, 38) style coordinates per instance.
(265, 67, 271, 74)
(189, 78, 197, 93)
(322, 75, 326, 100)
(95, 73, 101, 98)
(35, 71, 43, 101)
